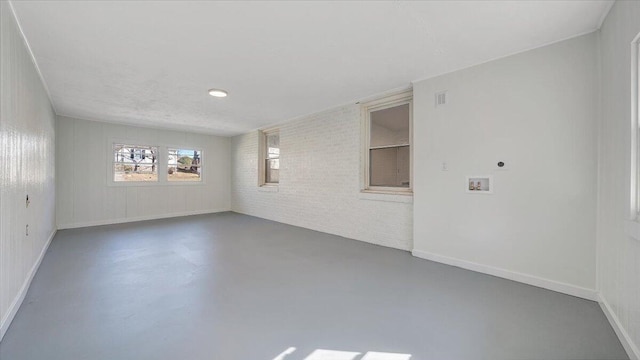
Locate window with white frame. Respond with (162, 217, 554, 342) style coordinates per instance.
(362, 91, 412, 193)
(112, 144, 158, 182)
(259, 129, 280, 185)
(167, 148, 202, 182)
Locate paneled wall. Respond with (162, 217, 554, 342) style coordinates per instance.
(56, 116, 231, 229)
(0, 1, 57, 340)
(412, 33, 599, 298)
(597, 1, 640, 357)
(231, 105, 413, 250)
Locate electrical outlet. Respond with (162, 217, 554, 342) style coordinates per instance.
(26, 194, 30, 208)
(26, 224, 29, 236)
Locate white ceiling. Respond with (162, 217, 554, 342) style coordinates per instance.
(11, 0, 612, 136)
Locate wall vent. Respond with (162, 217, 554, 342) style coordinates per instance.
(435, 91, 447, 106)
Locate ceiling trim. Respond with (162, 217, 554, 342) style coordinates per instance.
(253, 84, 414, 133)
(56, 112, 229, 137)
(411, 28, 599, 85)
(7, 0, 57, 115)
(597, 1, 615, 30)
(258, 27, 601, 136)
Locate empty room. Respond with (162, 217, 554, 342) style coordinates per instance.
(1, 0, 639, 359)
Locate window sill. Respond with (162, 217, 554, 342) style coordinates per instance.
(108, 181, 160, 187)
(359, 190, 413, 203)
(258, 185, 279, 192)
(107, 181, 205, 187)
(624, 219, 640, 241)
(164, 181, 205, 186)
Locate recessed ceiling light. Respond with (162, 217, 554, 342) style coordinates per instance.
(208, 88, 228, 98)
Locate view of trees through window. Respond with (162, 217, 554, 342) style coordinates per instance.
(113, 144, 158, 182)
(168, 148, 202, 182)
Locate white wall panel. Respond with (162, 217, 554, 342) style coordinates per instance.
(72, 119, 103, 224)
(0, 1, 56, 340)
(231, 105, 413, 251)
(597, 1, 640, 357)
(56, 116, 231, 229)
(55, 117, 74, 225)
(412, 33, 599, 295)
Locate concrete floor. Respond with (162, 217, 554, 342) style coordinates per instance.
(0, 212, 628, 360)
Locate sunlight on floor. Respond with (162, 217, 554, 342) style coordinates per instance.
(273, 347, 297, 360)
(304, 349, 361, 360)
(360, 352, 412, 360)
(272, 347, 411, 360)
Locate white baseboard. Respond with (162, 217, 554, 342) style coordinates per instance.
(57, 208, 230, 230)
(598, 293, 640, 360)
(411, 249, 598, 301)
(231, 209, 412, 251)
(0, 228, 56, 342)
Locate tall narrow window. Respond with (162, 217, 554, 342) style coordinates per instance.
(112, 144, 158, 182)
(167, 148, 202, 182)
(362, 91, 412, 193)
(260, 129, 279, 185)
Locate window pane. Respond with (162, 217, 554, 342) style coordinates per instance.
(370, 146, 410, 187)
(266, 133, 280, 159)
(370, 103, 410, 148)
(266, 158, 279, 183)
(263, 130, 279, 184)
(168, 148, 202, 182)
(113, 144, 158, 182)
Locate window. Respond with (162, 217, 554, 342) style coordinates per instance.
(259, 129, 279, 185)
(167, 148, 202, 182)
(113, 144, 158, 182)
(362, 91, 412, 193)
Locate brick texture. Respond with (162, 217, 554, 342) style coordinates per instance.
(231, 104, 413, 250)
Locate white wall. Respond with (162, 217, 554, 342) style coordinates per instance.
(597, 1, 640, 358)
(412, 33, 599, 298)
(0, 1, 56, 341)
(56, 116, 231, 229)
(231, 105, 413, 250)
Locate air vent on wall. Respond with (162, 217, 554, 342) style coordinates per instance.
(435, 91, 447, 106)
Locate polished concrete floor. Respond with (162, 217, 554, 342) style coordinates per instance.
(0, 212, 628, 360)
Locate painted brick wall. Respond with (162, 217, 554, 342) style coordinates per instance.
(231, 104, 413, 250)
